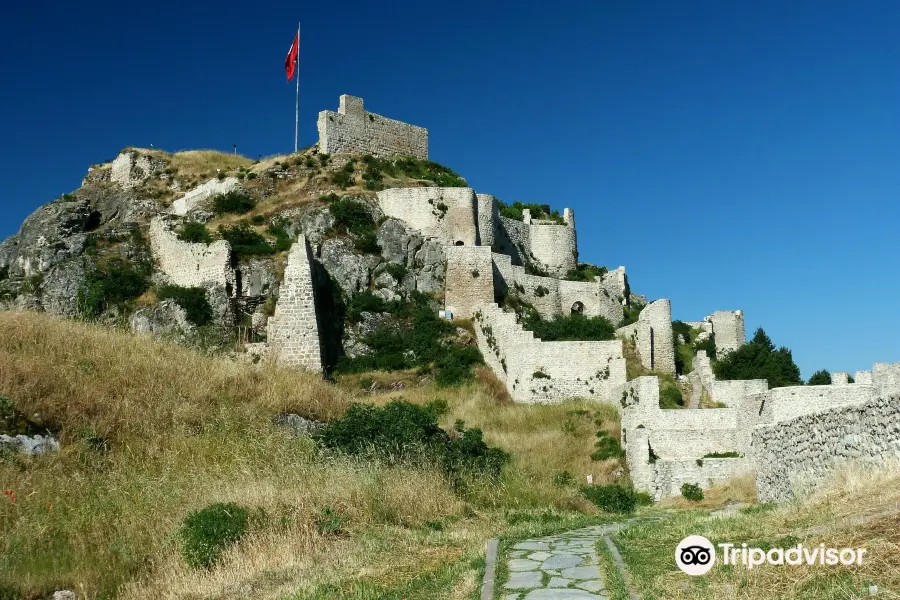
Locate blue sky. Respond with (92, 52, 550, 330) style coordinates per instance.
(1, 1, 897, 377)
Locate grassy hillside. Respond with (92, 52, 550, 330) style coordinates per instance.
(0, 312, 622, 599)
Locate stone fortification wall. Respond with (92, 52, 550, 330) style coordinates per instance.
(753, 395, 900, 502)
(376, 187, 478, 246)
(707, 310, 745, 356)
(873, 363, 900, 398)
(110, 151, 165, 189)
(445, 245, 494, 318)
(615, 299, 675, 374)
(748, 385, 877, 424)
(491, 253, 625, 325)
(266, 235, 322, 371)
(495, 216, 529, 266)
(529, 222, 577, 277)
(618, 377, 752, 499)
(855, 370, 873, 385)
(474, 303, 626, 403)
(831, 372, 850, 385)
(317, 95, 428, 159)
(149, 217, 233, 289)
(475, 194, 497, 247)
(171, 177, 240, 216)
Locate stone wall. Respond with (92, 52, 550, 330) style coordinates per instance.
(149, 217, 233, 289)
(474, 303, 626, 403)
(110, 151, 164, 189)
(529, 222, 577, 277)
(615, 299, 675, 374)
(495, 216, 529, 266)
(753, 395, 900, 502)
(376, 187, 478, 246)
(492, 253, 625, 325)
(707, 310, 745, 356)
(445, 245, 494, 318)
(266, 235, 323, 372)
(873, 363, 900, 398)
(475, 194, 497, 247)
(317, 95, 428, 159)
(171, 177, 241, 216)
(755, 385, 876, 423)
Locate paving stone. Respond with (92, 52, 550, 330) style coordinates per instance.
(505, 570, 543, 590)
(522, 589, 604, 599)
(548, 577, 572, 588)
(575, 580, 607, 593)
(514, 541, 550, 551)
(528, 551, 553, 561)
(509, 550, 526, 558)
(509, 558, 542, 571)
(505, 594, 522, 600)
(541, 554, 583, 570)
(560, 565, 602, 580)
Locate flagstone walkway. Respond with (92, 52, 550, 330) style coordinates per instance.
(500, 524, 622, 600)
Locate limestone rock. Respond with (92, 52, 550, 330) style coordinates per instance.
(130, 299, 194, 338)
(296, 205, 336, 245)
(0, 433, 60, 455)
(236, 259, 279, 298)
(273, 413, 325, 437)
(319, 237, 371, 296)
(377, 218, 423, 265)
(413, 239, 445, 294)
(343, 311, 394, 358)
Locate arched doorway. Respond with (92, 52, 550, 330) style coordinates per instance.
(571, 301, 584, 314)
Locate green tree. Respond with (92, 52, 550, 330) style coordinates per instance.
(713, 327, 802, 388)
(807, 369, 832, 386)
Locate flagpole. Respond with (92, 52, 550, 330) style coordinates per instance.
(294, 22, 300, 153)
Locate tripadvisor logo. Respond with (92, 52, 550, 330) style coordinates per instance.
(676, 535, 868, 576)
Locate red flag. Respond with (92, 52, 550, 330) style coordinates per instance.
(285, 32, 299, 81)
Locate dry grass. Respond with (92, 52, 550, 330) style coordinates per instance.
(0, 312, 614, 599)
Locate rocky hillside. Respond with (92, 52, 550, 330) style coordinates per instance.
(0, 146, 478, 374)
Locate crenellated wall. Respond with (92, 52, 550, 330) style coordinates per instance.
(317, 95, 428, 159)
(149, 217, 233, 289)
(171, 177, 241, 216)
(266, 235, 323, 372)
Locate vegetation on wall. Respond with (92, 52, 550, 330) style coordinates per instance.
(564, 263, 608, 282)
(218, 223, 274, 262)
(620, 300, 645, 327)
(78, 256, 152, 318)
(156, 284, 214, 326)
(497, 200, 565, 224)
(176, 221, 213, 244)
(212, 191, 256, 215)
(335, 292, 483, 386)
(360, 155, 467, 190)
(713, 328, 803, 388)
(524, 312, 616, 342)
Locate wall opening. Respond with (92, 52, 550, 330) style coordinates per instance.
(454, 240, 464, 246)
(571, 301, 584, 314)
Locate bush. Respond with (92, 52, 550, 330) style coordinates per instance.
(331, 170, 353, 189)
(157, 284, 213, 326)
(497, 200, 564, 224)
(808, 369, 832, 385)
(580, 484, 637, 513)
(564, 263, 608, 282)
(681, 483, 704, 502)
(659, 385, 684, 409)
(78, 257, 152, 318)
(523, 312, 615, 342)
(316, 399, 508, 477)
(591, 433, 624, 461)
(693, 334, 717, 361)
(329, 198, 375, 236)
(179, 502, 249, 569)
(218, 223, 274, 261)
(213, 191, 255, 215)
(635, 492, 654, 506)
(315, 506, 345, 536)
(177, 221, 213, 244)
(713, 328, 802, 388)
(346, 290, 390, 323)
(620, 301, 645, 327)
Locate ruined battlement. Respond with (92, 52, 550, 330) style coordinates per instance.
(317, 95, 428, 159)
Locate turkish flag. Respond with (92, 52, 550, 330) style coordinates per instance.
(285, 32, 299, 81)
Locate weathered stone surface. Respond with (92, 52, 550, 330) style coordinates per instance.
(376, 218, 422, 265)
(296, 205, 336, 245)
(0, 434, 60, 455)
(508, 559, 542, 571)
(412, 239, 445, 294)
(504, 571, 542, 590)
(318, 95, 428, 159)
(559, 566, 602, 580)
(130, 299, 193, 338)
(273, 413, 324, 436)
(522, 590, 603, 599)
(541, 554, 582, 570)
(319, 237, 371, 296)
(236, 258, 279, 298)
(342, 311, 394, 358)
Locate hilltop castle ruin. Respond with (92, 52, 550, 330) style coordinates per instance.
(144, 94, 900, 503)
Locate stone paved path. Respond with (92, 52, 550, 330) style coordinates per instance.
(501, 523, 622, 599)
(687, 371, 702, 409)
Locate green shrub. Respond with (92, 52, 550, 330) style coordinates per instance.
(213, 191, 255, 215)
(157, 284, 213, 326)
(305, 156, 316, 168)
(353, 231, 380, 254)
(693, 334, 717, 361)
(316, 399, 508, 477)
(681, 483, 704, 502)
(635, 492, 654, 506)
(591, 434, 624, 461)
(534, 285, 549, 297)
(78, 257, 152, 318)
(177, 221, 214, 244)
(331, 170, 353, 189)
(564, 264, 608, 282)
(383, 263, 408, 281)
(497, 200, 564, 224)
(246, 172, 257, 180)
(620, 301, 645, 327)
(580, 484, 637, 513)
(266, 217, 295, 252)
(179, 502, 249, 569)
(346, 291, 391, 323)
(523, 313, 615, 342)
(218, 223, 274, 261)
(713, 328, 802, 388)
(250, 214, 265, 225)
(315, 506, 345, 536)
(319, 153, 331, 167)
(330, 198, 375, 236)
(552, 471, 575, 486)
(659, 385, 684, 409)
(808, 369, 832, 385)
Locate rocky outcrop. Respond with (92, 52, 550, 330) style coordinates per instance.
(130, 299, 194, 338)
(0, 433, 60, 455)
